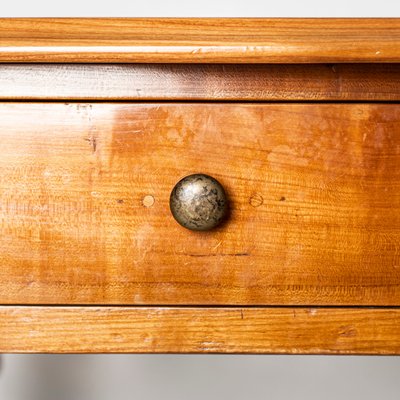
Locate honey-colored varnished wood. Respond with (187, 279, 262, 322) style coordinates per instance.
(1, 64, 400, 101)
(1, 103, 399, 305)
(2, 306, 400, 354)
(0, 18, 400, 63)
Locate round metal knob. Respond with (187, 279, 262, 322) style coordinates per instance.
(170, 174, 228, 231)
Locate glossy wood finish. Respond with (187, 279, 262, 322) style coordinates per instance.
(1, 102, 399, 306)
(1, 64, 400, 101)
(2, 306, 400, 354)
(1, 19, 400, 63)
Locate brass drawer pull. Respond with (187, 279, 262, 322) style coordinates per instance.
(169, 174, 228, 231)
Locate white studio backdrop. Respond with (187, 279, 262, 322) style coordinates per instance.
(0, 0, 399, 17)
(1, 1, 400, 399)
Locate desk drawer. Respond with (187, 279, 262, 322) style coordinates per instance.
(1, 102, 399, 305)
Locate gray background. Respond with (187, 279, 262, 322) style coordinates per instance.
(1, 1, 400, 399)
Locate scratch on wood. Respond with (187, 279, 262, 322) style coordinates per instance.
(338, 325, 357, 338)
(84, 136, 97, 153)
(212, 241, 222, 250)
(92, 136, 97, 152)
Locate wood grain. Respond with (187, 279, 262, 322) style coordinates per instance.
(1, 103, 400, 306)
(1, 64, 400, 101)
(2, 306, 400, 354)
(0, 18, 400, 63)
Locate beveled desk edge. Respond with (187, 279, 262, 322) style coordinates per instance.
(0, 18, 400, 63)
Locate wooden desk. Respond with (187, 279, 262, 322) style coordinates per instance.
(1, 18, 400, 354)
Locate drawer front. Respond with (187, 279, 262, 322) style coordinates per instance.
(1, 103, 399, 305)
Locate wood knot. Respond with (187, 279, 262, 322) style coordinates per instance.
(142, 195, 155, 208)
(249, 193, 263, 207)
